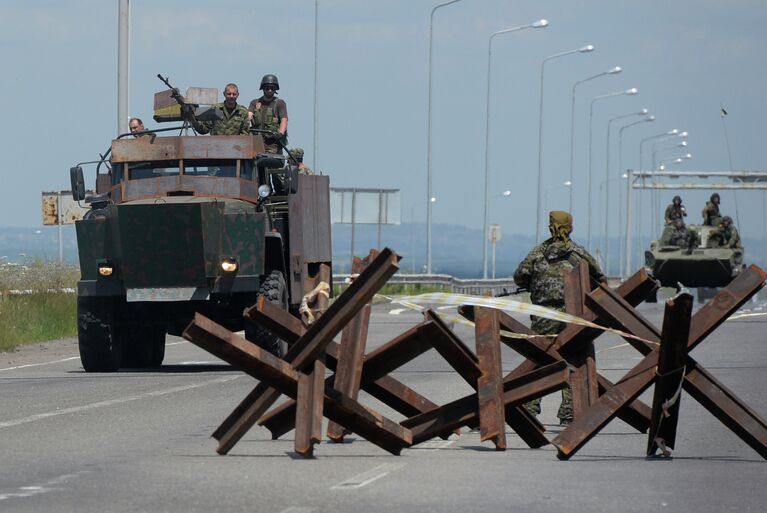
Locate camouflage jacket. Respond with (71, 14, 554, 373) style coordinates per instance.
(719, 225, 741, 248)
(701, 201, 720, 226)
(192, 103, 250, 136)
(513, 238, 603, 308)
(664, 204, 686, 224)
(669, 226, 697, 247)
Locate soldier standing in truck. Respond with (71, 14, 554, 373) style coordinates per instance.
(249, 74, 288, 154)
(184, 83, 250, 136)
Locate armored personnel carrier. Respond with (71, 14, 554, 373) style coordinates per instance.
(644, 223, 745, 300)
(69, 129, 331, 371)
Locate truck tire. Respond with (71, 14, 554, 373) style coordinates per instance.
(121, 325, 166, 369)
(78, 297, 121, 372)
(245, 270, 288, 357)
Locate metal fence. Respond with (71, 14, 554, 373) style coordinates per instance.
(333, 274, 517, 297)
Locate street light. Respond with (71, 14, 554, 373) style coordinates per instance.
(536, 44, 595, 243)
(657, 153, 692, 169)
(618, 115, 654, 278)
(426, 0, 465, 275)
(411, 196, 437, 273)
(602, 108, 648, 274)
(568, 66, 622, 211)
(544, 180, 573, 214)
(587, 87, 638, 251)
(652, 141, 689, 169)
(482, 18, 549, 279)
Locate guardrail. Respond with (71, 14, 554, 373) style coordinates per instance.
(333, 274, 518, 297)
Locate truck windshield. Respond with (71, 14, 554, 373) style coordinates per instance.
(122, 159, 254, 181)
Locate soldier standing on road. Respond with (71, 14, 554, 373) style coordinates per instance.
(184, 83, 250, 136)
(249, 74, 288, 154)
(288, 148, 314, 175)
(702, 193, 722, 226)
(513, 211, 605, 425)
(664, 195, 687, 225)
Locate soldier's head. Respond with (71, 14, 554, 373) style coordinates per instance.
(260, 74, 280, 99)
(711, 192, 720, 204)
(675, 219, 685, 230)
(548, 211, 573, 241)
(289, 148, 304, 163)
(129, 117, 145, 137)
(721, 215, 732, 227)
(672, 195, 682, 206)
(223, 83, 240, 108)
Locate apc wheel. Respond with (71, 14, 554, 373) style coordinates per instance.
(77, 297, 121, 372)
(245, 270, 288, 357)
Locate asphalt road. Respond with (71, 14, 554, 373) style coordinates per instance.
(1, 296, 766, 513)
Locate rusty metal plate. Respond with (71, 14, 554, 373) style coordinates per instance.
(111, 136, 265, 163)
(41, 191, 89, 225)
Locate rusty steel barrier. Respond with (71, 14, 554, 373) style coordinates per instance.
(182, 247, 767, 460)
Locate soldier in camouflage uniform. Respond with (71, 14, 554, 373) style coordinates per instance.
(513, 211, 604, 424)
(288, 148, 314, 175)
(668, 219, 698, 253)
(249, 74, 288, 154)
(709, 216, 742, 248)
(184, 83, 250, 136)
(701, 193, 722, 226)
(664, 195, 687, 225)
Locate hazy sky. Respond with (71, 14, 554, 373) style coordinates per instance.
(2, 1, 765, 255)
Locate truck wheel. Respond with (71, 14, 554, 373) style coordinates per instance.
(245, 270, 288, 357)
(78, 297, 121, 372)
(121, 325, 166, 368)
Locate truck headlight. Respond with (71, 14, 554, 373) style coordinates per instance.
(258, 184, 271, 198)
(98, 262, 114, 277)
(220, 258, 238, 273)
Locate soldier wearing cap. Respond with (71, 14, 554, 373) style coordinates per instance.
(702, 193, 722, 226)
(664, 195, 687, 225)
(249, 74, 288, 154)
(513, 210, 605, 424)
(288, 148, 314, 175)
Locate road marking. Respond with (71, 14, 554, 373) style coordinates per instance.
(0, 376, 239, 429)
(0, 357, 80, 373)
(414, 439, 455, 450)
(0, 471, 90, 502)
(388, 308, 407, 315)
(330, 463, 406, 490)
(279, 508, 318, 513)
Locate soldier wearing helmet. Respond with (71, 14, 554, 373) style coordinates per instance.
(288, 148, 314, 175)
(702, 193, 722, 226)
(249, 74, 288, 154)
(710, 215, 742, 248)
(664, 195, 687, 225)
(513, 210, 605, 425)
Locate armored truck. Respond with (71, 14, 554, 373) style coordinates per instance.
(70, 130, 331, 371)
(644, 223, 745, 299)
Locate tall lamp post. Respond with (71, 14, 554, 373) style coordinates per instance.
(536, 44, 595, 243)
(602, 108, 648, 274)
(482, 18, 549, 279)
(411, 197, 437, 273)
(587, 87, 638, 251)
(426, 0, 464, 274)
(618, 115, 654, 278)
(568, 66, 622, 211)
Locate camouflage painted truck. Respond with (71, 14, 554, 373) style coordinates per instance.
(69, 130, 331, 371)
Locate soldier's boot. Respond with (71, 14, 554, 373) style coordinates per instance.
(525, 398, 542, 417)
(557, 386, 573, 425)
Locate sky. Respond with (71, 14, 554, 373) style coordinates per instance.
(1, 0, 766, 266)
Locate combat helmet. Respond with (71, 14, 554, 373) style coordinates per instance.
(710, 192, 720, 202)
(260, 74, 280, 91)
(289, 148, 304, 162)
(721, 215, 733, 225)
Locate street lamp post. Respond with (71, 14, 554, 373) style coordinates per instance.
(482, 19, 548, 279)
(652, 141, 688, 170)
(426, 0, 464, 275)
(587, 87, 638, 251)
(618, 115, 654, 278)
(536, 44, 594, 243)
(568, 66, 622, 211)
(313, 0, 319, 172)
(602, 108, 648, 274)
(411, 197, 437, 273)
(488, 190, 511, 278)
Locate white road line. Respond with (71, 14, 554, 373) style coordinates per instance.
(0, 356, 80, 373)
(279, 508, 318, 513)
(0, 471, 90, 502)
(0, 375, 240, 429)
(388, 308, 407, 315)
(330, 462, 406, 490)
(415, 439, 455, 450)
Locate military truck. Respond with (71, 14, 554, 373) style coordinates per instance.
(644, 223, 745, 301)
(69, 129, 331, 371)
